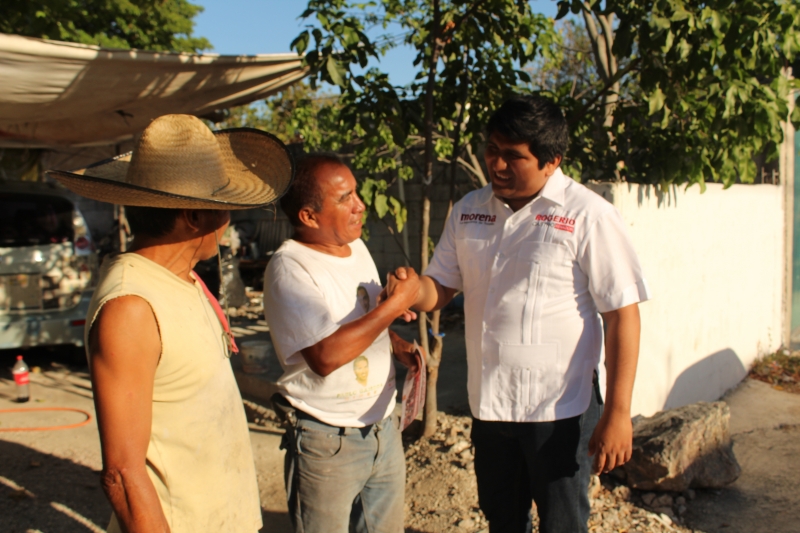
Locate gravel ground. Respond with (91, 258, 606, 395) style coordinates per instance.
(245, 402, 705, 533)
(401, 414, 704, 533)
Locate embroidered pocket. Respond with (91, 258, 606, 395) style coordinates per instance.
(456, 238, 490, 290)
(495, 342, 560, 409)
(511, 242, 569, 293)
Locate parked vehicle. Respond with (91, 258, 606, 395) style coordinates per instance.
(0, 181, 97, 352)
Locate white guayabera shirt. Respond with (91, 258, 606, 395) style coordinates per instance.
(425, 169, 651, 423)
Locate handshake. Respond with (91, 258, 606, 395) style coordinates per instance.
(379, 267, 423, 322)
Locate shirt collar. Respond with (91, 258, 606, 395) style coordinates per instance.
(539, 168, 567, 207)
(480, 167, 569, 208)
(476, 184, 495, 206)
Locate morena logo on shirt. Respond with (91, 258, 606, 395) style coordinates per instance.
(460, 212, 496, 224)
(535, 213, 576, 233)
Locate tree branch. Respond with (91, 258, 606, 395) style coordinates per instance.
(569, 56, 641, 125)
(377, 215, 412, 265)
(597, 12, 617, 75)
(581, 3, 610, 83)
(451, 0, 489, 34)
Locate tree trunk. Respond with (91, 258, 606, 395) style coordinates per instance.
(582, 6, 621, 180)
(420, 0, 442, 438)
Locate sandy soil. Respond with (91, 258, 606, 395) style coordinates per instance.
(682, 379, 800, 533)
(2, 334, 799, 533)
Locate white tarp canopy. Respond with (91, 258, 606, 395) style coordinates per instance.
(0, 33, 308, 148)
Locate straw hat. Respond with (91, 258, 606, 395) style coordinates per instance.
(47, 114, 294, 210)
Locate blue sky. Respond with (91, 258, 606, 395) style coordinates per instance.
(193, 1, 560, 87)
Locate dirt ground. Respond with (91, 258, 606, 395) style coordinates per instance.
(2, 326, 800, 533)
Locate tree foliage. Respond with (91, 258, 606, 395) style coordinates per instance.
(0, 0, 210, 53)
(549, 0, 800, 189)
(211, 83, 341, 149)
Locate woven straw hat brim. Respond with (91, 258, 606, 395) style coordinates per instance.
(47, 128, 294, 210)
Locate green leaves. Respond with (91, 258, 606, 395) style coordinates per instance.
(549, 0, 799, 188)
(1, 0, 211, 53)
(326, 55, 347, 87)
(648, 87, 665, 116)
(359, 176, 407, 233)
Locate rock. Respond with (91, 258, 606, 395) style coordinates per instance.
(457, 518, 475, 529)
(675, 496, 686, 506)
(589, 475, 603, 499)
(620, 401, 741, 491)
(641, 492, 657, 506)
(612, 485, 632, 501)
(451, 440, 471, 455)
(684, 488, 696, 500)
(657, 512, 673, 526)
(651, 494, 673, 508)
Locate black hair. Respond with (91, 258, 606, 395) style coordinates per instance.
(125, 206, 182, 238)
(280, 152, 344, 227)
(486, 94, 569, 169)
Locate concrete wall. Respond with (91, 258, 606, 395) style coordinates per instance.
(590, 182, 786, 416)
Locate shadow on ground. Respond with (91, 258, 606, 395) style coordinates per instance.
(0, 439, 110, 533)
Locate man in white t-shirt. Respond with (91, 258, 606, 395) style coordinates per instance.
(386, 95, 649, 533)
(263, 154, 421, 533)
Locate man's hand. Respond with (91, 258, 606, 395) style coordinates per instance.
(588, 410, 633, 474)
(389, 330, 423, 372)
(380, 267, 420, 321)
(380, 266, 458, 314)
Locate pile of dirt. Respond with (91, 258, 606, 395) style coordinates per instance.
(243, 399, 710, 533)
(401, 413, 704, 533)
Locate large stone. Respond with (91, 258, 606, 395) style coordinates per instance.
(618, 401, 741, 491)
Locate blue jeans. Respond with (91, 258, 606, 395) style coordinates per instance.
(280, 409, 405, 533)
(471, 377, 604, 533)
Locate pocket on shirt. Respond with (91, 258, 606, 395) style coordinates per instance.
(496, 342, 560, 409)
(456, 238, 490, 290)
(511, 242, 569, 293)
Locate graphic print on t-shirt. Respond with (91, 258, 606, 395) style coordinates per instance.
(357, 285, 371, 313)
(353, 355, 369, 386)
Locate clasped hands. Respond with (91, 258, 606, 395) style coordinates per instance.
(379, 267, 421, 322)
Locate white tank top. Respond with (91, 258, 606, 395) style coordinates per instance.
(87, 253, 262, 533)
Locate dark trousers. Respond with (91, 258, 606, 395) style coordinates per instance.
(471, 379, 604, 533)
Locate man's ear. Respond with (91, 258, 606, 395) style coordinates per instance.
(182, 209, 201, 232)
(183, 209, 226, 234)
(544, 155, 563, 177)
(297, 206, 320, 229)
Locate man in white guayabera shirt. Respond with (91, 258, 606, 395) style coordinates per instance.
(386, 94, 650, 533)
(263, 153, 421, 533)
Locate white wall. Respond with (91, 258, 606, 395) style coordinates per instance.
(589, 182, 786, 416)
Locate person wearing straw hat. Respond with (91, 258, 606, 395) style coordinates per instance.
(48, 114, 294, 533)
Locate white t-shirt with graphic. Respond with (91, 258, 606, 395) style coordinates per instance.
(263, 238, 395, 427)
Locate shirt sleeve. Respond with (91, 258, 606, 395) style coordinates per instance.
(577, 207, 651, 313)
(424, 209, 463, 291)
(263, 257, 340, 366)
